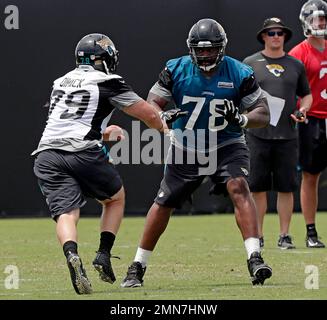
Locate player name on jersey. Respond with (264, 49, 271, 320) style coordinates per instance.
(59, 77, 85, 88)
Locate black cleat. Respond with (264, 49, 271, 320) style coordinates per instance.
(306, 235, 325, 248)
(247, 252, 272, 285)
(278, 234, 296, 249)
(259, 236, 264, 248)
(93, 251, 119, 284)
(66, 252, 92, 294)
(121, 262, 146, 288)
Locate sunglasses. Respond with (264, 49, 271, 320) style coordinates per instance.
(267, 30, 284, 37)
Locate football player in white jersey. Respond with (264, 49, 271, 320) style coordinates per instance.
(32, 33, 169, 294)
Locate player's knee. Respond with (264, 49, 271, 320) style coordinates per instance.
(112, 186, 125, 203)
(227, 177, 249, 198)
(102, 186, 125, 205)
(302, 171, 320, 184)
(155, 203, 174, 215)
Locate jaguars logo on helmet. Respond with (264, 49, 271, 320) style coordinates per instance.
(75, 33, 119, 74)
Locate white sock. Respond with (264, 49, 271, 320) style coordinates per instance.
(244, 237, 260, 259)
(134, 247, 152, 268)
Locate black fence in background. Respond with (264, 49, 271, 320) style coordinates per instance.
(1, 0, 326, 217)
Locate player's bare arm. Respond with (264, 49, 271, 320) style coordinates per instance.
(147, 92, 168, 111)
(147, 92, 189, 124)
(245, 97, 270, 128)
(122, 100, 167, 132)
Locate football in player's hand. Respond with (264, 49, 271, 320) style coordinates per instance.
(294, 110, 305, 120)
(291, 110, 305, 122)
(103, 125, 125, 141)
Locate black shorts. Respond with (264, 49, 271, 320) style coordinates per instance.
(155, 143, 250, 209)
(246, 133, 298, 192)
(298, 116, 327, 174)
(33, 146, 123, 219)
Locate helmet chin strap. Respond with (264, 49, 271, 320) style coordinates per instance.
(198, 54, 224, 72)
(199, 63, 217, 71)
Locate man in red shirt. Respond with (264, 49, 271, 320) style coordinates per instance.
(289, 0, 327, 248)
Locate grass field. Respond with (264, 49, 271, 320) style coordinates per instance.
(0, 213, 327, 300)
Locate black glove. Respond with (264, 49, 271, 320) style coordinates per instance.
(294, 110, 305, 120)
(160, 108, 189, 124)
(216, 99, 248, 128)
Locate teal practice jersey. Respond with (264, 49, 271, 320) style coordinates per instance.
(151, 55, 262, 152)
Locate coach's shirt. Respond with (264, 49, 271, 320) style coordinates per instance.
(243, 52, 310, 140)
(32, 66, 141, 155)
(150, 55, 262, 152)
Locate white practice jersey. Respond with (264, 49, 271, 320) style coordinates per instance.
(33, 66, 142, 154)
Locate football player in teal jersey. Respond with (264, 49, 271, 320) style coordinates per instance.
(121, 19, 272, 287)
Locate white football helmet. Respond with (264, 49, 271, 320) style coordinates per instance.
(300, 0, 327, 37)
